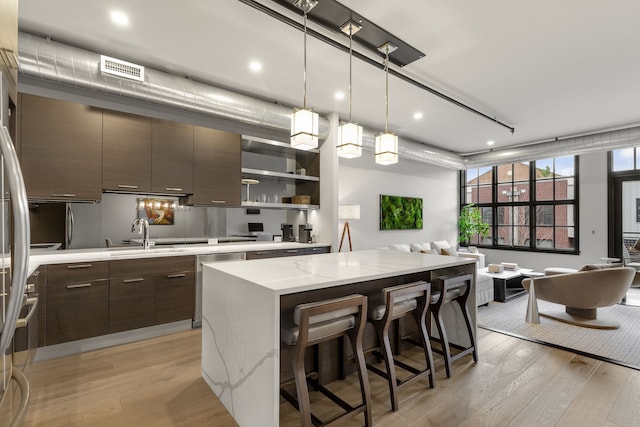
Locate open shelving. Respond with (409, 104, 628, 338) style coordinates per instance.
(241, 135, 320, 210)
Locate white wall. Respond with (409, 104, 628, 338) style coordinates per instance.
(338, 152, 459, 250)
(482, 151, 609, 271)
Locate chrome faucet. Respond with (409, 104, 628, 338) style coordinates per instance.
(131, 217, 151, 250)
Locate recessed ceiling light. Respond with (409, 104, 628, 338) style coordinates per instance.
(413, 112, 423, 120)
(249, 61, 262, 72)
(110, 10, 129, 26)
(487, 140, 495, 146)
(334, 91, 345, 101)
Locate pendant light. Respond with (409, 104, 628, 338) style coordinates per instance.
(375, 42, 399, 165)
(337, 21, 363, 159)
(290, 0, 319, 151)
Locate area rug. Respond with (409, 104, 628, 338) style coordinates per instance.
(477, 294, 640, 370)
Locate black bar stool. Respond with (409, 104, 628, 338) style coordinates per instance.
(367, 280, 435, 412)
(280, 294, 372, 427)
(429, 273, 477, 378)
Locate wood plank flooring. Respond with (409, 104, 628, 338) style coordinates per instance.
(22, 328, 640, 426)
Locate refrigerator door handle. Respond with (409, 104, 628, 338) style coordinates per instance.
(0, 126, 30, 356)
(9, 367, 29, 427)
(66, 204, 74, 249)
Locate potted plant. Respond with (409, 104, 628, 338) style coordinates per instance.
(458, 203, 490, 245)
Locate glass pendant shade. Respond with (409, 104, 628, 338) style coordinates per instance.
(290, 108, 319, 150)
(374, 132, 398, 165)
(337, 122, 363, 158)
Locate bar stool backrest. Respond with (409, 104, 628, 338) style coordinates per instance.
(294, 294, 367, 347)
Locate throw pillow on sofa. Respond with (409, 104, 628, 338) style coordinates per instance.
(389, 244, 411, 252)
(440, 247, 458, 256)
(410, 243, 437, 254)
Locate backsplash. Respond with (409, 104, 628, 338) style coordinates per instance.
(29, 193, 301, 249)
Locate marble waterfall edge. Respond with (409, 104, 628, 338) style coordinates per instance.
(201, 266, 279, 426)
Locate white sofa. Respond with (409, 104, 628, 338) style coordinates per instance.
(384, 241, 494, 306)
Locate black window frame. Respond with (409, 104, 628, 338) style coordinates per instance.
(460, 157, 579, 254)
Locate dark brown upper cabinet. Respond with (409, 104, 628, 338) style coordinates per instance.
(151, 118, 194, 195)
(102, 110, 152, 193)
(186, 126, 241, 206)
(19, 93, 102, 202)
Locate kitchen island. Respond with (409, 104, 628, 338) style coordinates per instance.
(201, 249, 477, 426)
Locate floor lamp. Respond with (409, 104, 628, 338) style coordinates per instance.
(338, 205, 360, 251)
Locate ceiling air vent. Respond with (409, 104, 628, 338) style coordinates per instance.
(100, 55, 145, 82)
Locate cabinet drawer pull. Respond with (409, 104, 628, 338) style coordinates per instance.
(167, 273, 186, 279)
(285, 250, 299, 253)
(211, 200, 226, 204)
(67, 264, 92, 269)
(118, 184, 139, 189)
(32, 271, 40, 276)
(254, 251, 270, 255)
(16, 297, 38, 329)
(67, 283, 92, 289)
(165, 187, 182, 192)
(123, 278, 145, 283)
(51, 193, 76, 198)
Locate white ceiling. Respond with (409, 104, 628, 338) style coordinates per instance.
(17, 0, 640, 155)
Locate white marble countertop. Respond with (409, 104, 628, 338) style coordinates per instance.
(24, 241, 330, 275)
(203, 249, 476, 295)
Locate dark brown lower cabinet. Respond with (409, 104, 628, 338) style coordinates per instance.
(46, 278, 109, 345)
(245, 246, 330, 259)
(156, 271, 195, 324)
(109, 276, 155, 333)
(110, 256, 195, 332)
(46, 262, 109, 346)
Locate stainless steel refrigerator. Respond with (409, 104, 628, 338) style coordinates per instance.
(0, 68, 32, 425)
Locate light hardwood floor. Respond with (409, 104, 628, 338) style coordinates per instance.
(22, 328, 640, 427)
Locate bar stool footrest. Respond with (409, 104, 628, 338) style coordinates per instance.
(366, 357, 433, 388)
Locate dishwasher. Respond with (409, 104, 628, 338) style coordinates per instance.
(194, 252, 246, 328)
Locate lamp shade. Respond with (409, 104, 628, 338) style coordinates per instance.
(339, 204, 360, 220)
(337, 122, 363, 159)
(374, 132, 398, 165)
(291, 108, 319, 150)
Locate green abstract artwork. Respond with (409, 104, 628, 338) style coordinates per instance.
(379, 195, 423, 230)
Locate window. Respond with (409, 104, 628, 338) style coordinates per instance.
(462, 156, 578, 253)
(611, 147, 640, 172)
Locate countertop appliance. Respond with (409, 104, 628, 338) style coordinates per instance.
(281, 224, 294, 242)
(298, 224, 313, 243)
(0, 70, 32, 426)
(194, 252, 246, 328)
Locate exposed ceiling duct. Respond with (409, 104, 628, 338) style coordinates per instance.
(17, 32, 637, 171)
(18, 32, 329, 137)
(361, 131, 465, 169)
(463, 126, 640, 168)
